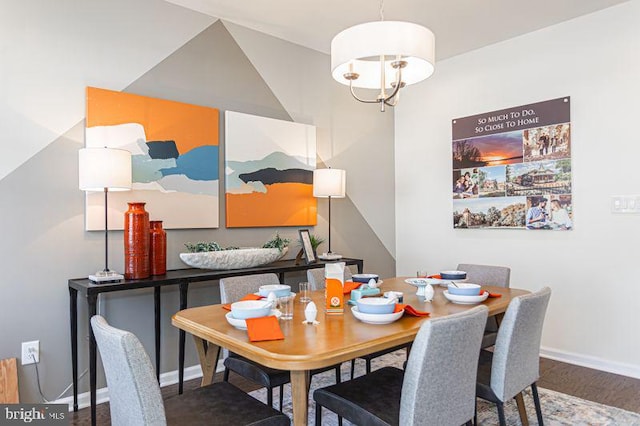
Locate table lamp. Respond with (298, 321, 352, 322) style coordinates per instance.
(79, 147, 132, 282)
(313, 168, 346, 256)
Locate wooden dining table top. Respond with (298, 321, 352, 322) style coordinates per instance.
(172, 277, 528, 371)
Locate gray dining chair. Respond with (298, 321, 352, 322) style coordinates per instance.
(314, 305, 488, 426)
(91, 315, 289, 426)
(221, 273, 341, 411)
(475, 286, 552, 426)
(457, 263, 511, 348)
(308, 267, 409, 380)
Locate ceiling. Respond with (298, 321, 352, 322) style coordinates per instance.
(165, 0, 628, 59)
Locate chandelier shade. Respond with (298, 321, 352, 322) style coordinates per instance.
(331, 21, 435, 90)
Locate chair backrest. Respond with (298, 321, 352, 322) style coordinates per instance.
(306, 266, 353, 291)
(400, 305, 488, 425)
(490, 286, 552, 401)
(457, 263, 511, 288)
(91, 315, 167, 426)
(219, 273, 280, 304)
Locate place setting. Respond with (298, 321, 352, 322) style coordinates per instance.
(443, 282, 503, 305)
(222, 284, 297, 342)
(351, 293, 430, 325)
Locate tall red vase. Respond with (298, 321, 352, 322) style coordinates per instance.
(124, 202, 150, 280)
(149, 220, 166, 276)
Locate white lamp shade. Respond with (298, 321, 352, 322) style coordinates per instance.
(78, 147, 132, 192)
(313, 168, 346, 198)
(331, 21, 435, 89)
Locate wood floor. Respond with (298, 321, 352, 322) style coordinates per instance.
(68, 357, 640, 425)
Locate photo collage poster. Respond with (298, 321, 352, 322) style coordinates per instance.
(451, 97, 572, 230)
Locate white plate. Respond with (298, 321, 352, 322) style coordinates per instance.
(443, 290, 489, 305)
(318, 253, 343, 260)
(225, 310, 282, 330)
(405, 278, 441, 287)
(351, 306, 404, 325)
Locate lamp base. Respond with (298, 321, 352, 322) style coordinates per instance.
(318, 252, 343, 261)
(89, 270, 124, 283)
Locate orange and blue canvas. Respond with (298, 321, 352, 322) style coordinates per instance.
(85, 87, 219, 230)
(224, 111, 317, 227)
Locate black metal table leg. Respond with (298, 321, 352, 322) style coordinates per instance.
(87, 293, 98, 426)
(69, 287, 78, 412)
(178, 281, 189, 394)
(154, 286, 161, 382)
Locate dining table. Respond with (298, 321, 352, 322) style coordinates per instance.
(172, 277, 529, 426)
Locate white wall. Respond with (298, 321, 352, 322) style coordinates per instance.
(395, 1, 640, 377)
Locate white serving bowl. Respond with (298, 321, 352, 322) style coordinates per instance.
(230, 300, 272, 319)
(447, 283, 481, 296)
(356, 297, 397, 314)
(258, 284, 291, 298)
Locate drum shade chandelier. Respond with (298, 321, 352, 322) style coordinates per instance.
(330, 1, 435, 112)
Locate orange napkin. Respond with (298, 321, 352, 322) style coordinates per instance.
(343, 281, 363, 294)
(394, 304, 430, 317)
(484, 290, 502, 298)
(427, 274, 441, 279)
(222, 293, 264, 311)
(245, 315, 285, 342)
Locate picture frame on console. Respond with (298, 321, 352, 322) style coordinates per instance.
(299, 229, 316, 263)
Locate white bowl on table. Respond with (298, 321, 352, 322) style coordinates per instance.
(230, 300, 272, 319)
(258, 284, 291, 298)
(356, 297, 396, 314)
(447, 283, 481, 296)
(351, 306, 403, 325)
(443, 290, 488, 305)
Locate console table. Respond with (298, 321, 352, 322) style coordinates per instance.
(69, 257, 363, 426)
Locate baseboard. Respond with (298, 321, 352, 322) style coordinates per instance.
(541, 346, 640, 380)
(57, 360, 222, 411)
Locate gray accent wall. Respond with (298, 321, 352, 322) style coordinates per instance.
(0, 10, 395, 405)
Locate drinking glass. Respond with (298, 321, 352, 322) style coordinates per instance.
(278, 294, 296, 320)
(299, 282, 311, 303)
(417, 270, 428, 278)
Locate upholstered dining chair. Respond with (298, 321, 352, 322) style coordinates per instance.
(314, 305, 488, 426)
(308, 267, 409, 380)
(475, 286, 551, 426)
(220, 273, 341, 411)
(91, 315, 289, 426)
(457, 263, 511, 348)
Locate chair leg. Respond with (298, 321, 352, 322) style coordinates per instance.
(532, 383, 544, 426)
(366, 358, 372, 374)
(335, 365, 341, 384)
(496, 402, 506, 426)
(223, 367, 230, 382)
(267, 387, 273, 408)
(350, 359, 356, 379)
(474, 399, 478, 426)
(279, 385, 284, 411)
(315, 402, 322, 425)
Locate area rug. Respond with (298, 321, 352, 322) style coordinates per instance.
(249, 351, 640, 425)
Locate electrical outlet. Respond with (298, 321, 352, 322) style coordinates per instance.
(21, 340, 39, 365)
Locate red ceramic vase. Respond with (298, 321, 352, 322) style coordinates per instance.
(149, 220, 166, 276)
(124, 202, 150, 280)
